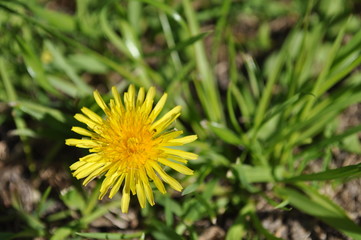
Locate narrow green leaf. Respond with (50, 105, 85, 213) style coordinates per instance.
(0, 57, 16, 101)
(276, 186, 361, 239)
(211, 0, 232, 64)
(250, 211, 283, 240)
(262, 93, 301, 126)
(135, 0, 187, 29)
(80, 201, 119, 225)
(50, 227, 73, 240)
(301, 19, 348, 118)
(164, 197, 173, 226)
(283, 163, 361, 182)
(46, 210, 72, 222)
(27, 3, 76, 32)
(226, 215, 245, 240)
(75, 232, 144, 239)
(341, 133, 361, 154)
(9, 128, 37, 138)
(48, 76, 78, 98)
(14, 211, 45, 233)
(83, 181, 102, 215)
(36, 186, 52, 217)
(232, 164, 284, 183)
(144, 32, 210, 57)
(17, 100, 66, 123)
(68, 54, 108, 73)
(60, 187, 85, 211)
(182, 182, 198, 196)
(45, 41, 92, 96)
(0, 57, 34, 169)
(183, 0, 224, 123)
(15, 38, 58, 95)
(99, 8, 129, 58)
(208, 122, 243, 146)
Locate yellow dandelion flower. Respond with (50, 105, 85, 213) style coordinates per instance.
(66, 85, 197, 213)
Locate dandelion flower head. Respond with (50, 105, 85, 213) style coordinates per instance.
(66, 85, 197, 213)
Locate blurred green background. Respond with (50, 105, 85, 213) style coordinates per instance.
(1, 0, 361, 239)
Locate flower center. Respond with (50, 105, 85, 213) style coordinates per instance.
(119, 128, 156, 167)
(96, 110, 161, 171)
(126, 137, 141, 153)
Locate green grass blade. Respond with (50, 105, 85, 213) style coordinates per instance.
(182, 0, 224, 123)
(26, 2, 76, 32)
(300, 20, 347, 119)
(144, 32, 210, 58)
(232, 164, 284, 183)
(0, 57, 34, 169)
(250, 211, 283, 240)
(295, 124, 361, 171)
(45, 41, 92, 96)
(211, 0, 232, 64)
(128, 0, 142, 35)
(75, 232, 144, 239)
(17, 100, 66, 123)
(135, 0, 187, 29)
(50, 227, 73, 240)
(276, 186, 361, 239)
(208, 122, 243, 146)
(159, 12, 182, 70)
(283, 163, 361, 182)
(15, 38, 58, 95)
(0, 57, 16, 101)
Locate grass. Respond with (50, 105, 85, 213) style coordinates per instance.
(1, 0, 361, 239)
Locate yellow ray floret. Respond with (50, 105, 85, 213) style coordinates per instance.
(66, 85, 198, 213)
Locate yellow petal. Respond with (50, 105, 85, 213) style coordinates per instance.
(167, 155, 188, 164)
(138, 168, 154, 205)
(151, 106, 181, 133)
(121, 190, 130, 213)
(129, 168, 136, 195)
(109, 99, 123, 117)
(73, 162, 103, 179)
(111, 86, 124, 110)
(150, 161, 183, 192)
(71, 127, 93, 137)
(160, 130, 183, 142)
(145, 163, 166, 194)
(79, 153, 102, 162)
(149, 93, 167, 121)
(74, 114, 98, 130)
(144, 87, 156, 107)
(121, 173, 131, 213)
(143, 182, 154, 205)
(158, 158, 193, 175)
(99, 171, 120, 199)
(65, 139, 97, 148)
(136, 87, 145, 107)
(136, 180, 146, 208)
(93, 90, 109, 112)
(124, 85, 135, 110)
(83, 163, 110, 186)
(140, 86, 156, 116)
(169, 135, 197, 144)
(140, 171, 155, 206)
(162, 148, 198, 160)
(161, 135, 198, 146)
(81, 107, 103, 124)
(109, 173, 125, 198)
(70, 161, 86, 170)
